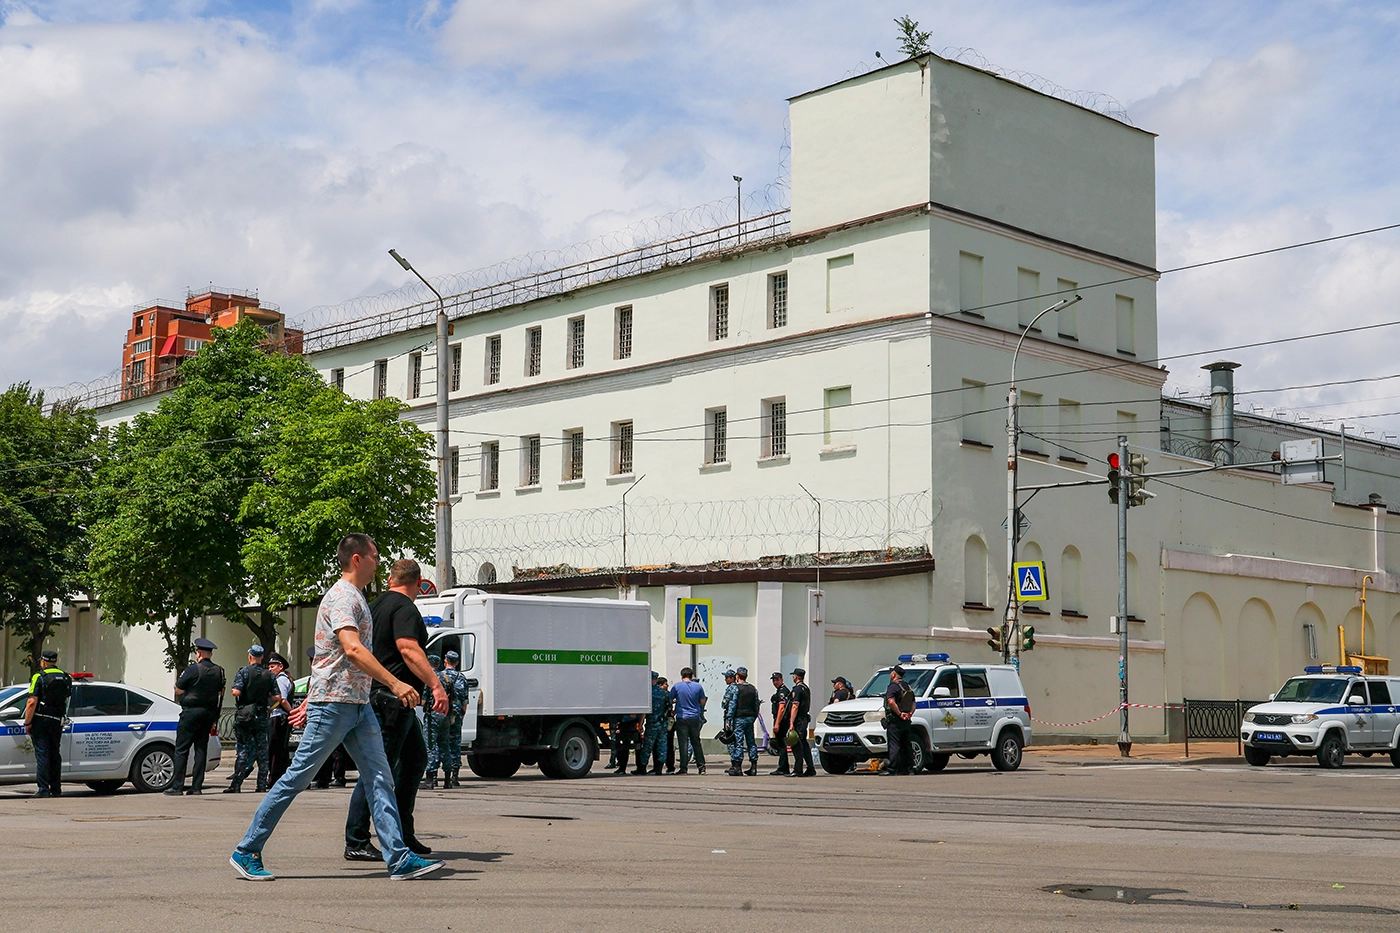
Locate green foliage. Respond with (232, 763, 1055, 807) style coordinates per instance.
(86, 321, 434, 669)
(0, 385, 99, 670)
(895, 15, 932, 58)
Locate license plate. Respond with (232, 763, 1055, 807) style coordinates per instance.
(1255, 732, 1284, 742)
(827, 734, 855, 744)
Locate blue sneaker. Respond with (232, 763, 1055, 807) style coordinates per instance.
(389, 854, 445, 880)
(230, 850, 274, 881)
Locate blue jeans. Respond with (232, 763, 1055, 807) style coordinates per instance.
(734, 716, 758, 762)
(235, 701, 410, 872)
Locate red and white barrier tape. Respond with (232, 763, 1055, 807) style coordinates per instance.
(1031, 702, 1182, 728)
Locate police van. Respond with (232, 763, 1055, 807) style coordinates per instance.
(0, 675, 221, 793)
(1241, 664, 1400, 768)
(813, 654, 1032, 773)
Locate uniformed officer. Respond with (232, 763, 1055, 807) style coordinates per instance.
(636, 671, 669, 775)
(881, 664, 916, 776)
(266, 653, 294, 783)
(730, 668, 761, 776)
(420, 653, 445, 789)
(24, 649, 72, 798)
(721, 669, 740, 774)
(439, 650, 469, 787)
(784, 667, 816, 777)
(829, 676, 854, 704)
(226, 645, 276, 793)
(167, 637, 226, 795)
(768, 672, 792, 775)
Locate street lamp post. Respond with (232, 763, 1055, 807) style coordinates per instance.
(1004, 294, 1082, 667)
(389, 248, 452, 593)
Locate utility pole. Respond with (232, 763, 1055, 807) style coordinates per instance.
(1116, 433, 1131, 758)
(389, 249, 452, 593)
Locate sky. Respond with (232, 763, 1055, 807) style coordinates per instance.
(3, 0, 1400, 439)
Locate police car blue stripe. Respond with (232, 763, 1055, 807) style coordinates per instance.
(70, 720, 179, 733)
(914, 697, 1029, 710)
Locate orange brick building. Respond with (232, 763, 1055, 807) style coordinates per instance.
(120, 287, 303, 400)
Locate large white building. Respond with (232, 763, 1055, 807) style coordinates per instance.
(25, 54, 1400, 743)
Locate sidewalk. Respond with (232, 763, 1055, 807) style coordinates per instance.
(1027, 740, 1243, 766)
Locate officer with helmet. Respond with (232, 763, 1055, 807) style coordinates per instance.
(24, 649, 72, 798)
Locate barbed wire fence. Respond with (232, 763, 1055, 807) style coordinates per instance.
(454, 490, 939, 584)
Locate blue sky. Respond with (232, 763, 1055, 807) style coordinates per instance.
(3, 1, 1400, 435)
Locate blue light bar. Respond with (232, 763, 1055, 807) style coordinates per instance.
(1338, 665, 1363, 674)
(927, 653, 950, 662)
(897, 654, 914, 662)
(1303, 666, 1324, 673)
(424, 615, 443, 627)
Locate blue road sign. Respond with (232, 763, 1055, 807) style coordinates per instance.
(678, 598, 713, 644)
(1013, 561, 1049, 602)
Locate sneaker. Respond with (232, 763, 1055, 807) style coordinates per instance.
(390, 854, 446, 881)
(344, 843, 383, 862)
(230, 851, 274, 881)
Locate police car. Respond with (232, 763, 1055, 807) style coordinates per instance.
(0, 675, 221, 793)
(813, 654, 1032, 773)
(1241, 665, 1400, 768)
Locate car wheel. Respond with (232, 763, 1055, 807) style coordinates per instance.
(130, 744, 176, 793)
(467, 752, 522, 779)
(86, 780, 124, 795)
(909, 738, 926, 773)
(1316, 732, 1346, 769)
(1244, 745, 1271, 767)
(819, 752, 855, 774)
(925, 752, 950, 773)
(1390, 748, 1400, 768)
(991, 729, 1024, 772)
(547, 726, 595, 779)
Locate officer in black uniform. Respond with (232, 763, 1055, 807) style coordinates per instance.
(166, 637, 225, 795)
(768, 671, 792, 775)
(24, 649, 72, 798)
(786, 668, 816, 777)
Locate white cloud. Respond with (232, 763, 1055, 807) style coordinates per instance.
(439, 0, 666, 73)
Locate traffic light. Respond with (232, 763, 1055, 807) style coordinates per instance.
(1127, 453, 1150, 507)
(986, 626, 1002, 654)
(1022, 625, 1036, 651)
(1107, 453, 1121, 505)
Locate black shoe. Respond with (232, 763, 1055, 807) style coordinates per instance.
(163, 786, 183, 796)
(770, 768, 790, 775)
(632, 768, 647, 775)
(185, 788, 203, 795)
(332, 778, 347, 788)
(675, 768, 688, 775)
(314, 781, 330, 789)
(800, 771, 817, 777)
(408, 839, 433, 856)
(697, 767, 706, 774)
(744, 763, 758, 776)
(222, 786, 240, 794)
(31, 791, 52, 798)
(344, 843, 383, 862)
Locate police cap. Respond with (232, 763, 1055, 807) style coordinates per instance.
(891, 665, 906, 677)
(791, 668, 806, 677)
(248, 645, 265, 657)
(736, 666, 747, 676)
(770, 671, 783, 680)
(305, 646, 316, 661)
(41, 649, 58, 661)
(723, 669, 736, 678)
(428, 654, 442, 664)
(267, 653, 288, 667)
(651, 671, 659, 679)
(194, 637, 217, 651)
(445, 650, 460, 661)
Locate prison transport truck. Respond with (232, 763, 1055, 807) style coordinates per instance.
(413, 592, 652, 779)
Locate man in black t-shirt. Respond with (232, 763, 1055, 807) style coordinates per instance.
(882, 665, 917, 775)
(344, 559, 448, 861)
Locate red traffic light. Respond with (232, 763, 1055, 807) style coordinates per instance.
(1107, 453, 1120, 469)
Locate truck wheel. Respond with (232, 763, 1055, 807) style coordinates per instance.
(1391, 748, 1400, 768)
(991, 729, 1024, 771)
(1316, 732, 1346, 769)
(467, 752, 522, 779)
(537, 756, 562, 779)
(130, 744, 176, 793)
(1244, 745, 1271, 767)
(86, 780, 124, 795)
(546, 726, 595, 779)
(819, 752, 854, 774)
(925, 753, 950, 773)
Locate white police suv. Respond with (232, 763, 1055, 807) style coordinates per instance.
(813, 654, 1032, 773)
(1241, 664, 1400, 768)
(0, 675, 222, 793)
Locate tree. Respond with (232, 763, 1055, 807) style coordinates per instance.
(895, 15, 932, 58)
(87, 319, 435, 668)
(0, 385, 99, 671)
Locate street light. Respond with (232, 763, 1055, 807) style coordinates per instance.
(389, 248, 453, 592)
(1003, 293, 1082, 667)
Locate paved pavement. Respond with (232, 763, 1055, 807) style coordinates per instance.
(4, 748, 1400, 932)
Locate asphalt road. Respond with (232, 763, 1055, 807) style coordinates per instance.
(5, 752, 1400, 932)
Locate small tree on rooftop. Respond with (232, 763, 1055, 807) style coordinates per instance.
(895, 15, 932, 58)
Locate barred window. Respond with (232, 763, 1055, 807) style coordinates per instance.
(707, 408, 727, 464)
(332, 368, 344, 391)
(769, 272, 788, 328)
(764, 398, 787, 457)
(449, 447, 460, 495)
(485, 335, 501, 385)
(526, 327, 542, 377)
(481, 442, 499, 491)
(612, 420, 634, 475)
(522, 435, 541, 486)
(374, 359, 388, 399)
(569, 317, 585, 369)
(450, 343, 462, 392)
(615, 305, 633, 360)
(711, 284, 729, 340)
(410, 352, 422, 399)
(564, 429, 584, 481)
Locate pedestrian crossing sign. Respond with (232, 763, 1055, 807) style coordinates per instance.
(677, 598, 713, 644)
(1013, 561, 1049, 602)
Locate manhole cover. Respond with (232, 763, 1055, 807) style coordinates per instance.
(73, 815, 181, 823)
(501, 814, 575, 821)
(1045, 884, 1396, 915)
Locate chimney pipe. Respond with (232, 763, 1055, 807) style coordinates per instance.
(1203, 361, 1240, 466)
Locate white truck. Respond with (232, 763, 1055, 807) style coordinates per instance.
(414, 590, 652, 779)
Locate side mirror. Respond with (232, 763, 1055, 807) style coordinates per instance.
(1348, 695, 1365, 705)
(932, 686, 951, 698)
(1267, 693, 1275, 702)
(0, 706, 21, 719)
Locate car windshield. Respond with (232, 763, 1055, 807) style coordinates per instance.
(1273, 677, 1349, 704)
(857, 668, 939, 698)
(0, 685, 24, 711)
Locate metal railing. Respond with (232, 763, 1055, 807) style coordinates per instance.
(1183, 698, 1264, 756)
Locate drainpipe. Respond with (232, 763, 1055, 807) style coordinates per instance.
(1202, 362, 1241, 466)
